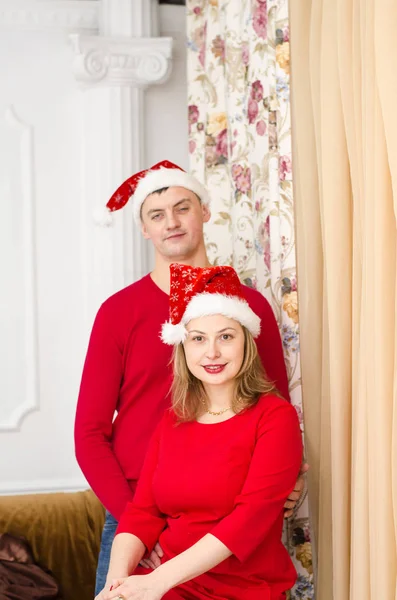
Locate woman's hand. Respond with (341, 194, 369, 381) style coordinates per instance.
(95, 574, 129, 600)
(103, 574, 166, 600)
(94, 581, 113, 600)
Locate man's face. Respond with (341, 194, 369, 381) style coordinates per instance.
(140, 186, 211, 260)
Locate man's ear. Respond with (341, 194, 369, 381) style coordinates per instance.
(202, 203, 211, 223)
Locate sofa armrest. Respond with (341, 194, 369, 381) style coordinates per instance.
(0, 490, 105, 600)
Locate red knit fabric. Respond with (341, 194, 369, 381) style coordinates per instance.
(74, 275, 290, 520)
(117, 395, 303, 599)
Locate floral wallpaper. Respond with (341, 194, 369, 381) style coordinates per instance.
(187, 0, 314, 597)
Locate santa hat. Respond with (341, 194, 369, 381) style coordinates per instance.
(95, 160, 210, 226)
(161, 264, 261, 345)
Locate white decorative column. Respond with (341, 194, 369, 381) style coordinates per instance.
(70, 0, 172, 322)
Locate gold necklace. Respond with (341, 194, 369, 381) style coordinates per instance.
(201, 399, 232, 416)
(207, 406, 232, 416)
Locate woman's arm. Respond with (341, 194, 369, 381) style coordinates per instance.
(105, 534, 231, 599)
(106, 533, 146, 583)
(152, 533, 231, 590)
(210, 400, 302, 561)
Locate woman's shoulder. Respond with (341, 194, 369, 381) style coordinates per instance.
(252, 393, 298, 422)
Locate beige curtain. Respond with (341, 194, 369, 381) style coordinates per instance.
(290, 1, 397, 599)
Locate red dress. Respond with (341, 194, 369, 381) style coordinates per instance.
(117, 395, 303, 600)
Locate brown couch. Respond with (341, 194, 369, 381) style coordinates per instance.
(0, 490, 105, 600)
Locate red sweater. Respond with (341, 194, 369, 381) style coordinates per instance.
(117, 395, 302, 599)
(75, 274, 289, 520)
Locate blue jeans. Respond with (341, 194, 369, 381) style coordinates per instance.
(95, 511, 118, 595)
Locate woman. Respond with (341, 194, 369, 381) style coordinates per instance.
(97, 264, 303, 600)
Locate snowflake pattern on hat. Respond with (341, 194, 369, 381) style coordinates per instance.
(161, 263, 261, 345)
(169, 264, 244, 325)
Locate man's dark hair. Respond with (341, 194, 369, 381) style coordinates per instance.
(152, 187, 169, 195)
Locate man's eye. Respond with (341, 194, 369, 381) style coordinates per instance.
(152, 214, 162, 221)
(178, 207, 189, 212)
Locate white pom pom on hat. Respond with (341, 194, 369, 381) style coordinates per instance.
(92, 206, 113, 227)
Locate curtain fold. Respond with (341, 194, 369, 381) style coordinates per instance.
(290, 0, 397, 598)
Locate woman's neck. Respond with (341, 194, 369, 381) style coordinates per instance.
(203, 383, 236, 412)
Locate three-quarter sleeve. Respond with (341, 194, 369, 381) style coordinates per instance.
(116, 419, 166, 553)
(211, 399, 302, 562)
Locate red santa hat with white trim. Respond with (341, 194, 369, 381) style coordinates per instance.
(161, 263, 261, 345)
(95, 160, 211, 226)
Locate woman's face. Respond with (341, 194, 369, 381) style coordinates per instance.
(183, 315, 245, 388)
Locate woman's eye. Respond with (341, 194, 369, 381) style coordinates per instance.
(193, 336, 203, 342)
(221, 334, 232, 341)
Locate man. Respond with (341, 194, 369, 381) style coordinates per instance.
(75, 161, 305, 595)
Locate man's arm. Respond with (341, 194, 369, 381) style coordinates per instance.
(75, 302, 134, 520)
(244, 288, 290, 401)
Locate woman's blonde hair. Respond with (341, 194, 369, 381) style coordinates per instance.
(171, 326, 278, 422)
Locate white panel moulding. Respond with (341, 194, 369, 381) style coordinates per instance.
(0, 1, 99, 32)
(0, 107, 39, 432)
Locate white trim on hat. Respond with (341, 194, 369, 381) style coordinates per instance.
(133, 168, 211, 224)
(160, 292, 261, 345)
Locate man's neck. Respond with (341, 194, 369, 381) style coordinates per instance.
(151, 250, 211, 294)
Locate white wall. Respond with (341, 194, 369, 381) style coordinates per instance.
(0, 1, 188, 494)
(146, 6, 189, 170)
(146, 5, 189, 269)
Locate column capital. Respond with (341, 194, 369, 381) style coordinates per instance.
(70, 34, 173, 88)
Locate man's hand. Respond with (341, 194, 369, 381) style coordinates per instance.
(284, 462, 309, 518)
(139, 542, 163, 570)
